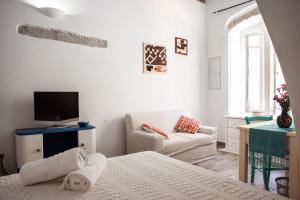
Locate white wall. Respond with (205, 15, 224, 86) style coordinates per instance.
(256, 0, 300, 150)
(0, 0, 206, 173)
(205, 0, 255, 142)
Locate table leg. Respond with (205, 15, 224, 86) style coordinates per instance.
(239, 130, 248, 183)
(288, 135, 299, 200)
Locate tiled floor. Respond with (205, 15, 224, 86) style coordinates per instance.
(195, 151, 286, 193)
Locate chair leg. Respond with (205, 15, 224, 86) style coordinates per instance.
(250, 152, 255, 183)
(262, 156, 271, 191)
(250, 165, 255, 183)
(263, 169, 270, 191)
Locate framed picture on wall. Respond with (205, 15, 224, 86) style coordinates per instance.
(143, 43, 167, 74)
(175, 37, 188, 55)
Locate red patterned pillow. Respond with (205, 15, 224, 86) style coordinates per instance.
(175, 115, 200, 134)
(141, 124, 169, 139)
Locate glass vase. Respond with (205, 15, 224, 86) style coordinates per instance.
(277, 109, 292, 128)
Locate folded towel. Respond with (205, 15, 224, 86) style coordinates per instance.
(62, 153, 107, 192)
(19, 147, 88, 186)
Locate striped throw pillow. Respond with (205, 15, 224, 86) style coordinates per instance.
(175, 115, 200, 134)
(141, 124, 169, 139)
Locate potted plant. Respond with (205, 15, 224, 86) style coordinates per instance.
(273, 84, 292, 128)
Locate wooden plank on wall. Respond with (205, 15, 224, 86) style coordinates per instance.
(17, 24, 108, 48)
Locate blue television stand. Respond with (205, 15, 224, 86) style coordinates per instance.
(15, 125, 96, 169)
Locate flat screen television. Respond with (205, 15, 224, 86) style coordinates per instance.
(34, 92, 79, 125)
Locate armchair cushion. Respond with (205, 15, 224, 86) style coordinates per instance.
(163, 132, 216, 155)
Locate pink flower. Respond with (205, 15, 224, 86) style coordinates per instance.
(274, 84, 290, 111)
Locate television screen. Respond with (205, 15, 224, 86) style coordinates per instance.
(34, 92, 79, 123)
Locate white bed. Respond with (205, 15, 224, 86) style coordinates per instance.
(0, 151, 286, 200)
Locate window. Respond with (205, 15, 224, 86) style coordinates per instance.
(245, 33, 264, 113)
(228, 15, 285, 116)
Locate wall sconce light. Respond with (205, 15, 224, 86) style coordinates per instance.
(39, 7, 66, 18)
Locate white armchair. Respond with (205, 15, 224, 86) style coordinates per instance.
(125, 110, 217, 163)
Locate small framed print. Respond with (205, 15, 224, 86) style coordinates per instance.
(143, 43, 167, 74)
(175, 37, 188, 55)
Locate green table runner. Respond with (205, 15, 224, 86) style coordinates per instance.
(249, 123, 295, 158)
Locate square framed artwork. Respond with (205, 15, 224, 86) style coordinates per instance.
(175, 37, 188, 55)
(143, 43, 167, 74)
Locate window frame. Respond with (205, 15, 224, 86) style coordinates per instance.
(227, 15, 285, 116)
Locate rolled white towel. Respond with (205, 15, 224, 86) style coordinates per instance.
(62, 153, 106, 192)
(19, 147, 88, 186)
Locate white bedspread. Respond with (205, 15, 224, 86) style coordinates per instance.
(0, 151, 286, 200)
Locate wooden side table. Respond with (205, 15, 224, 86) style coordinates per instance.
(238, 121, 299, 200)
(0, 154, 8, 176)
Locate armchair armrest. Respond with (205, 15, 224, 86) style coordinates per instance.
(198, 125, 218, 136)
(127, 130, 164, 153)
